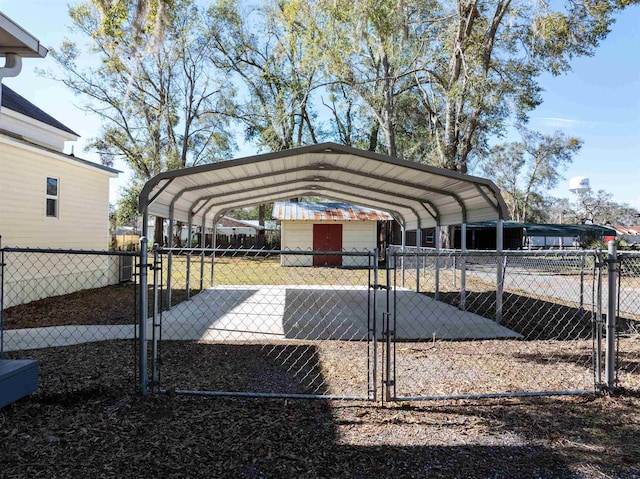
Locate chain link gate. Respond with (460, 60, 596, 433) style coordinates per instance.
(616, 252, 640, 392)
(141, 245, 631, 401)
(147, 247, 379, 400)
(383, 248, 606, 401)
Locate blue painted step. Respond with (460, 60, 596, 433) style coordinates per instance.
(0, 359, 38, 408)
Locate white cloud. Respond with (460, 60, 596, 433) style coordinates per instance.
(533, 117, 596, 129)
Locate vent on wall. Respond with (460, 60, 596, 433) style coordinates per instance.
(119, 256, 134, 283)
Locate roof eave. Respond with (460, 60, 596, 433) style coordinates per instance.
(0, 13, 48, 58)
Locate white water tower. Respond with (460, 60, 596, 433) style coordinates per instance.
(569, 176, 590, 194)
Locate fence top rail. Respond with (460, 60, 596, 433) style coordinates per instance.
(157, 246, 376, 257)
(390, 248, 598, 258)
(1, 247, 139, 257)
(619, 252, 640, 259)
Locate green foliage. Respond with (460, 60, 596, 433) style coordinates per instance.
(225, 203, 274, 223)
(479, 128, 582, 222)
(574, 189, 640, 226)
(115, 182, 143, 226)
(582, 237, 638, 251)
(296, 0, 635, 171)
(51, 0, 638, 228)
(50, 0, 235, 183)
(206, 0, 323, 151)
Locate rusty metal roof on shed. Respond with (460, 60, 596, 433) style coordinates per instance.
(274, 202, 393, 221)
(139, 142, 509, 231)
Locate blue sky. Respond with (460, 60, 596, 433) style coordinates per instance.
(1, 1, 638, 210)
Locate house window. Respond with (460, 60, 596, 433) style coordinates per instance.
(424, 230, 435, 246)
(46, 177, 59, 218)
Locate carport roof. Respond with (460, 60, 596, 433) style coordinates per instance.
(138, 143, 508, 231)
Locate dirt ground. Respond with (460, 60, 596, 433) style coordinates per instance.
(2, 341, 640, 479)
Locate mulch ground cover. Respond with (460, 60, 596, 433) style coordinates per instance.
(3, 259, 640, 477)
(2, 284, 194, 330)
(2, 341, 640, 478)
(3, 284, 138, 329)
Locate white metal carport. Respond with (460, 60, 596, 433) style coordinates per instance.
(137, 142, 510, 393)
(139, 142, 507, 232)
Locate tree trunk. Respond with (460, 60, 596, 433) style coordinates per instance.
(441, 226, 453, 249)
(258, 204, 266, 248)
(381, 53, 397, 157)
(154, 216, 165, 246)
(368, 124, 379, 151)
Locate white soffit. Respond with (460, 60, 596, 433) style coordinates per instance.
(139, 143, 508, 230)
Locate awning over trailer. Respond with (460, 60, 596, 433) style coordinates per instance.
(138, 143, 508, 231)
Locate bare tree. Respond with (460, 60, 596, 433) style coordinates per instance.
(47, 0, 234, 243)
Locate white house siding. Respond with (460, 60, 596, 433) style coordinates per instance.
(0, 138, 113, 249)
(0, 137, 119, 307)
(280, 220, 377, 267)
(2, 251, 121, 308)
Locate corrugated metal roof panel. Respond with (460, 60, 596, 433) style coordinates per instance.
(140, 142, 509, 230)
(273, 202, 393, 221)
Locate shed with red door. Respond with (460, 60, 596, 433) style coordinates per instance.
(273, 201, 393, 267)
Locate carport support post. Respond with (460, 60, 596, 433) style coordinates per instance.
(151, 243, 160, 390)
(211, 221, 217, 287)
(496, 219, 504, 324)
(138, 222, 149, 395)
(186, 213, 193, 299)
(605, 240, 617, 392)
(460, 223, 467, 311)
(166, 210, 174, 311)
(200, 216, 206, 291)
(434, 226, 441, 300)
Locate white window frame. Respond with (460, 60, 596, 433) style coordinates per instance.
(46, 176, 59, 218)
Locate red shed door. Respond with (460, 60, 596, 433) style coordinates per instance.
(313, 224, 342, 266)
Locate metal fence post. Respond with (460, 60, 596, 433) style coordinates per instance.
(138, 235, 149, 395)
(415, 228, 421, 292)
(452, 256, 456, 288)
(434, 225, 441, 300)
(460, 223, 467, 311)
(151, 243, 160, 391)
(579, 254, 585, 319)
(605, 240, 617, 392)
(401, 226, 406, 288)
(385, 250, 393, 402)
(594, 249, 604, 390)
(371, 249, 378, 402)
(496, 219, 504, 324)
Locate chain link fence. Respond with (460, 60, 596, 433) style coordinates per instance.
(617, 252, 640, 392)
(1, 248, 139, 394)
(147, 247, 378, 400)
(387, 248, 605, 400)
(2, 244, 637, 402)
